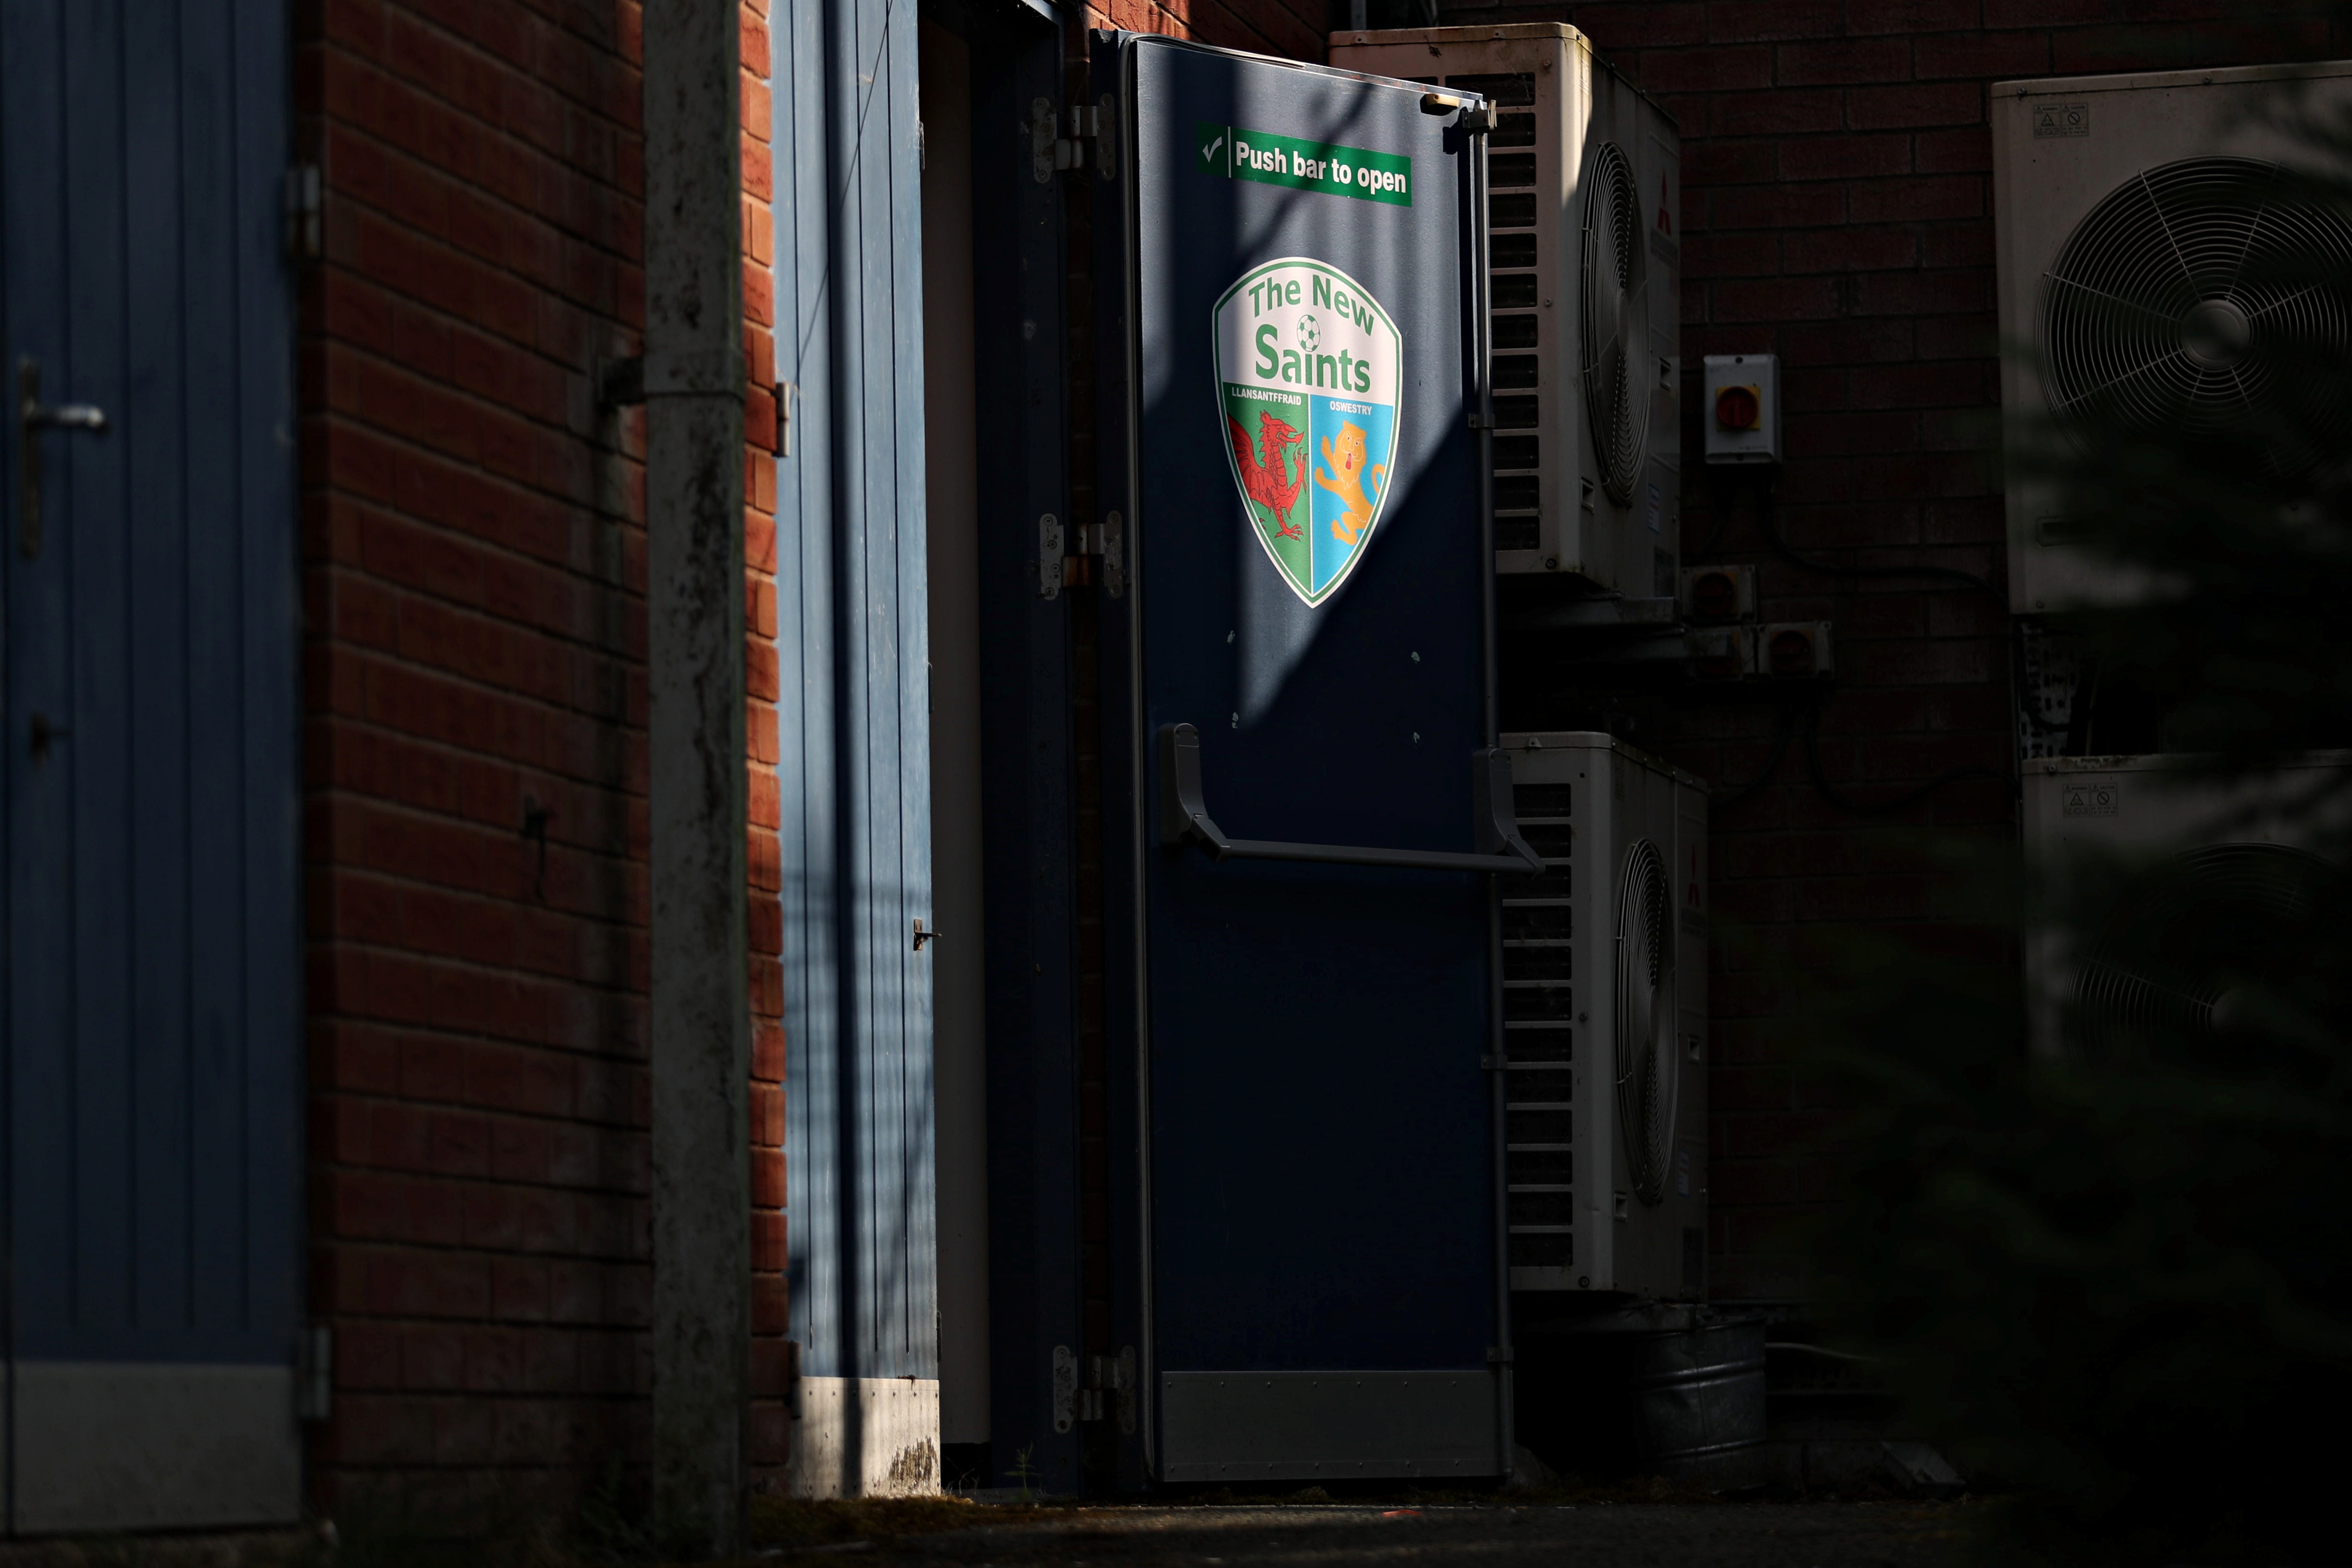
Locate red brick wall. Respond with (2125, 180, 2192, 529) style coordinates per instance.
(742, 0, 793, 1497)
(1443, 0, 2350, 1301)
(295, 0, 782, 1517)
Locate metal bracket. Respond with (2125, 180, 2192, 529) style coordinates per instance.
(1487, 1345, 1514, 1365)
(912, 917, 940, 951)
(1157, 724, 1545, 875)
(1051, 1344, 1078, 1433)
(1037, 513, 1063, 599)
(284, 165, 323, 260)
(299, 1325, 334, 1422)
(1102, 509, 1125, 598)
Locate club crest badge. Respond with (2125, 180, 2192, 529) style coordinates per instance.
(1212, 258, 1403, 606)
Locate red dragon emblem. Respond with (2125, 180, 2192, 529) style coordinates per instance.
(1226, 410, 1308, 538)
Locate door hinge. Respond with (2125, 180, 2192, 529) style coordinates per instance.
(1467, 411, 1489, 430)
(1063, 1348, 1135, 1429)
(1032, 98, 1119, 183)
(285, 165, 323, 261)
(1487, 1345, 1514, 1365)
(1051, 511, 1125, 597)
(299, 1324, 334, 1422)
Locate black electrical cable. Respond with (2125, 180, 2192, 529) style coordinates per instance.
(1712, 701, 1800, 815)
(1694, 471, 2006, 602)
(1754, 484, 2007, 600)
(1800, 696, 2012, 817)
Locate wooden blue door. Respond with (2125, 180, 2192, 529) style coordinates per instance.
(774, 0, 941, 1496)
(0, 0, 303, 1532)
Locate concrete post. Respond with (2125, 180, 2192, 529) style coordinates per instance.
(642, 0, 750, 1554)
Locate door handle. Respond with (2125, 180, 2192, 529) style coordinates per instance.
(1157, 723, 1546, 875)
(19, 356, 109, 559)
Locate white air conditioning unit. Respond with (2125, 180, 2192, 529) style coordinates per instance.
(1498, 731, 1707, 1298)
(1992, 59, 2352, 612)
(1330, 25, 1681, 594)
(2023, 752, 2352, 1055)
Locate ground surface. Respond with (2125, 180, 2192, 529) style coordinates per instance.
(753, 1501, 1977, 1568)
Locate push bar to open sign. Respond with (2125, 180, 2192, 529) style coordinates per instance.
(1157, 723, 1546, 875)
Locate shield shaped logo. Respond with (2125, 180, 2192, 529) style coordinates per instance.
(1213, 258, 1403, 606)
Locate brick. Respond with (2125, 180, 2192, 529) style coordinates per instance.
(1846, 80, 1983, 129)
(1713, 276, 1840, 322)
(1848, 174, 1983, 223)
(1851, 361, 1987, 408)
(1845, 0, 1978, 31)
(1570, 3, 1707, 47)
(1705, 0, 1842, 42)
(1784, 224, 1917, 273)
(1707, 180, 1846, 230)
(1710, 87, 1843, 136)
(1914, 31, 2049, 77)
(1685, 140, 1777, 186)
(1774, 37, 1911, 85)
(1632, 44, 1774, 92)
(1917, 126, 1991, 173)
(1986, 0, 2115, 22)
(1779, 132, 1911, 181)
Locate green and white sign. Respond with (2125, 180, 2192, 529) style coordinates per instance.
(1195, 122, 1412, 207)
(1214, 257, 1403, 606)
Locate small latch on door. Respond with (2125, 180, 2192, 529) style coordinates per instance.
(913, 918, 940, 951)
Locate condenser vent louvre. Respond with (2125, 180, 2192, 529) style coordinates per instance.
(1453, 69, 1545, 556)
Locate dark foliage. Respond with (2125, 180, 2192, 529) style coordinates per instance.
(1820, 100, 2352, 1564)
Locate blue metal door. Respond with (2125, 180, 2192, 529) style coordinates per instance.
(775, 0, 941, 1495)
(1094, 35, 1528, 1485)
(0, 0, 303, 1533)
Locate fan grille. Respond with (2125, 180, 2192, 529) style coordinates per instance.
(2040, 155, 2352, 468)
(1614, 838, 1677, 1207)
(2073, 842, 2338, 1059)
(1581, 141, 1650, 506)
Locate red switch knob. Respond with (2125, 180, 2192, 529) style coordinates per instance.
(1715, 384, 1761, 431)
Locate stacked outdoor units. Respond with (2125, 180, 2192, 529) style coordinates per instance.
(1332, 26, 1703, 1301)
(1994, 62, 2352, 1046)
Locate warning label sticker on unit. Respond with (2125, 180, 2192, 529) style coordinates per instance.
(1213, 258, 1403, 606)
(2063, 779, 2119, 817)
(2033, 102, 2090, 138)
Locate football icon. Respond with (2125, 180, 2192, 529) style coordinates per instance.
(1296, 314, 1320, 353)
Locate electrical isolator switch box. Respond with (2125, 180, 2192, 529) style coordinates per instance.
(1761, 621, 1835, 679)
(1679, 564, 1757, 624)
(1703, 354, 1780, 466)
(1684, 624, 1758, 681)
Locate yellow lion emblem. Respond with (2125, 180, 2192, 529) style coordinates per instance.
(1314, 421, 1388, 546)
